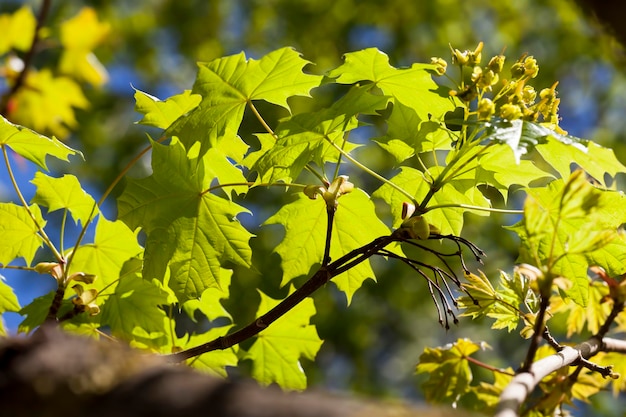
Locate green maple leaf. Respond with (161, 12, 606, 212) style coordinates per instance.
(118, 139, 253, 302)
(476, 144, 554, 201)
(183, 268, 232, 322)
(244, 289, 322, 390)
(375, 103, 457, 164)
(264, 188, 392, 303)
(0, 202, 45, 266)
(484, 119, 626, 185)
(134, 88, 202, 130)
(18, 291, 75, 332)
(68, 215, 142, 291)
(184, 325, 238, 377)
(509, 171, 626, 306)
(328, 48, 457, 120)
(169, 47, 322, 160)
(416, 338, 484, 404)
(0, 277, 20, 335)
(100, 258, 169, 345)
(253, 86, 388, 183)
(536, 138, 626, 186)
(31, 172, 98, 225)
(373, 166, 489, 235)
(458, 271, 532, 332)
(0, 115, 81, 170)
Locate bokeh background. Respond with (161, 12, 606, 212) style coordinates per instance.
(2, 0, 626, 415)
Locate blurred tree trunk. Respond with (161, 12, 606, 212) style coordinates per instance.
(0, 327, 469, 417)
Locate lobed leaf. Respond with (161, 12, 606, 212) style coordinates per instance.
(169, 47, 322, 159)
(328, 48, 457, 121)
(264, 188, 392, 303)
(118, 139, 253, 302)
(0, 115, 82, 170)
(253, 86, 388, 182)
(134, 89, 202, 130)
(510, 170, 626, 306)
(0, 277, 20, 336)
(100, 258, 170, 347)
(244, 289, 323, 390)
(416, 338, 484, 404)
(31, 172, 98, 226)
(0, 202, 45, 266)
(184, 325, 239, 377)
(67, 215, 142, 292)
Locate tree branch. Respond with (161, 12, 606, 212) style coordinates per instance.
(495, 337, 604, 417)
(0, 0, 52, 116)
(165, 234, 398, 362)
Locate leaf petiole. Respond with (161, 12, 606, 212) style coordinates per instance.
(325, 138, 417, 205)
(1, 144, 63, 263)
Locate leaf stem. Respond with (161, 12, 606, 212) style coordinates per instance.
(465, 354, 516, 376)
(98, 135, 168, 207)
(1, 145, 63, 262)
(248, 100, 276, 137)
(425, 204, 523, 215)
(200, 181, 307, 196)
(325, 139, 416, 204)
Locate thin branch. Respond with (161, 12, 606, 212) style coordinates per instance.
(0, 0, 52, 116)
(322, 206, 335, 266)
(520, 292, 550, 372)
(165, 234, 398, 362)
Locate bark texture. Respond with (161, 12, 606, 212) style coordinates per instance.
(0, 327, 468, 417)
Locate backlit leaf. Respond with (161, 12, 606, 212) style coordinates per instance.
(10, 70, 89, 138)
(373, 166, 488, 235)
(0, 277, 20, 335)
(169, 47, 322, 159)
(67, 215, 142, 291)
(0, 6, 36, 54)
(134, 88, 202, 130)
(416, 338, 484, 404)
(328, 48, 457, 120)
(185, 325, 238, 377)
(118, 139, 253, 302)
(59, 7, 110, 86)
(0, 202, 45, 266)
(510, 171, 626, 305)
(244, 289, 323, 390)
(0, 115, 82, 170)
(254, 86, 388, 182)
(100, 259, 170, 346)
(31, 172, 97, 225)
(264, 188, 392, 303)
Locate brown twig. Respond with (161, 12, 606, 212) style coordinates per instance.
(165, 234, 398, 362)
(165, 231, 484, 363)
(0, 0, 52, 116)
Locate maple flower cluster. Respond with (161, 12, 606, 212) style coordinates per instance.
(431, 42, 563, 131)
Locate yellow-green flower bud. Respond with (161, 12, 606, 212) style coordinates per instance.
(500, 103, 523, 120)
(477, 98, 495, 120)
(523, 56, 539, 78)
(487, 55, 505, 73)
(522, 86, 536, 105)
(477, 69, 498, 90)
(467, 42, 484, 66)
(450, 46, 470, 65)
(430, 57, 447, 75)
(471, 66, 483, 83)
